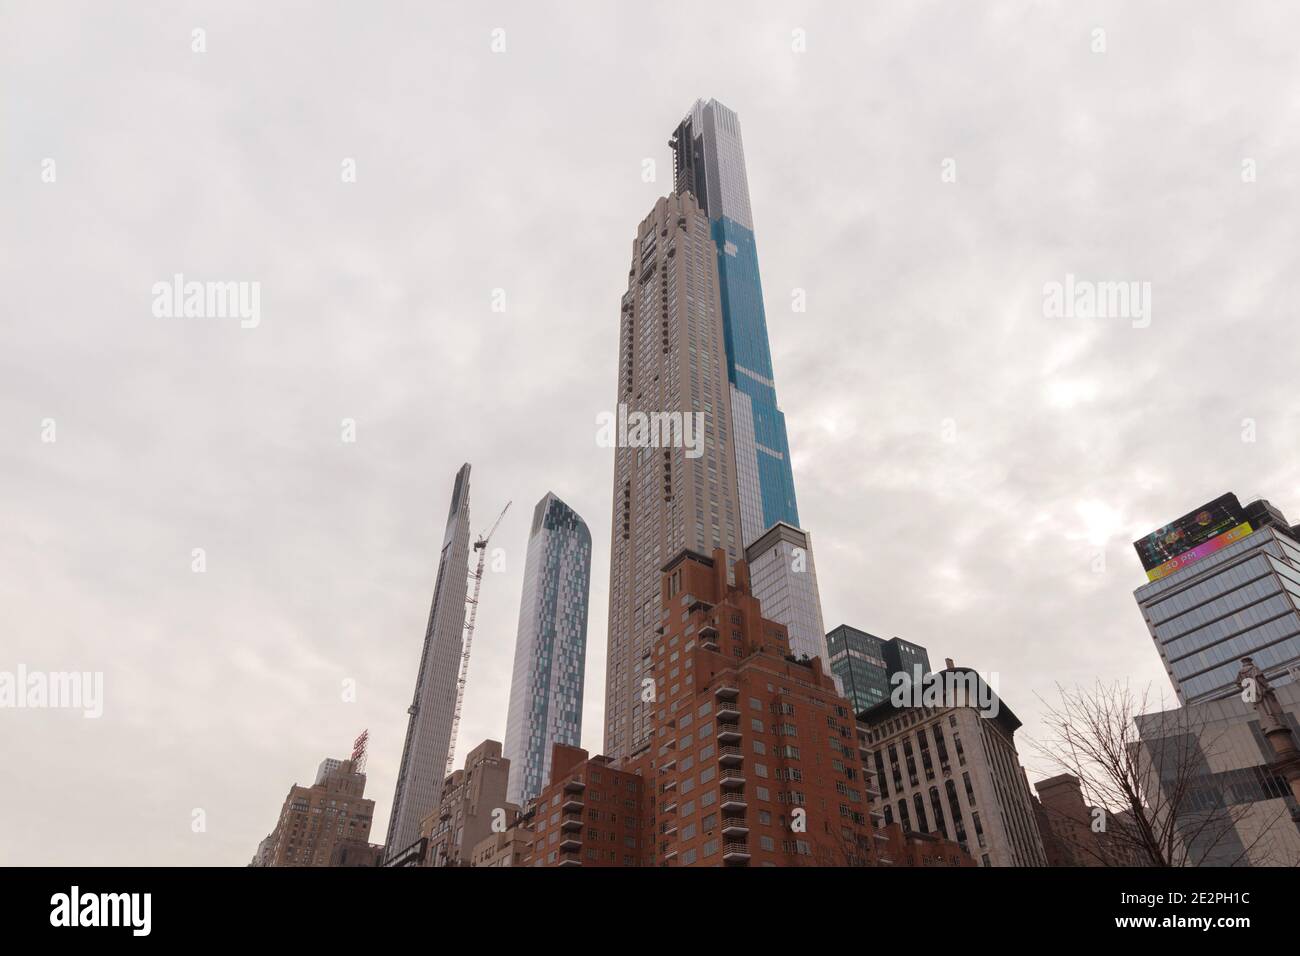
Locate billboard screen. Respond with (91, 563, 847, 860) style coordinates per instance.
(1133, 492, 1251, 580)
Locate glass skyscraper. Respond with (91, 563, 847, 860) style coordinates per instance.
(1134, 496, 1300, 705)
(504, 493, 592, 807)
(670, 98, 800, 544)
(385, 463, 472, 861)
(826, 625, 932, 715)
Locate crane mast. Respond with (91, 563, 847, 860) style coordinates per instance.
(444, 500, 510, 776)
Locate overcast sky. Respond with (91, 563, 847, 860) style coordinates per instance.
(4, 1, 1299, 865)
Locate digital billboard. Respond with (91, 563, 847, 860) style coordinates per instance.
(1133, 492, 1252, 581)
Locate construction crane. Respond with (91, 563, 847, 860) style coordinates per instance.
(445, 499, 511, 776)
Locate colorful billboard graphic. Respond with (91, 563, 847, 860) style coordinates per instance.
(1143, 522, 1253, 581)
(1134, 492, 1249, 574)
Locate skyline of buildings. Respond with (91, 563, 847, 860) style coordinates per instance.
(503, 492, 593, 807)
(251, 102, 1300, 870)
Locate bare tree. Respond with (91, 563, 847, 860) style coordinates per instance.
(1031, 681, 1294, 867)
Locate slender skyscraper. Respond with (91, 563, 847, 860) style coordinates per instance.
(670, 98, 800, 542)
(503, 493, 592, 807)
(603, 191, 744, 759)
(669, 99, 831, 675)
(385, 463, 472, 860)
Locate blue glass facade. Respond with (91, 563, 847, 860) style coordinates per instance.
(671, 99, 800, 544)
(713, 217, 800, 533)
(504, 493, 592, 807)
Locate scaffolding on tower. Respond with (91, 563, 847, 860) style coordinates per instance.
(445, 499, 510, 776)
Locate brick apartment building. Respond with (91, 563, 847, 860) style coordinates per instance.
(523, 744, 644, 867)
(418, 739, 517, 867)
(879, 823, 976, 867)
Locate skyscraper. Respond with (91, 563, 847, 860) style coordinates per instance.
(503, 492, 593, 807)
(827, 626, 932, 715)
(669, 99, 830, 690)
(384, 463, 472, 861)
(1132, 492, 1300, 704)
(603, 191, 744, 759)
(669, 98, 799, 542)
(250, 755, 375, 868)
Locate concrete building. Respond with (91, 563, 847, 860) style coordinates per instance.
(745, 522, 828, 669)
(857, 664, 1047, 867)
(1133, 676, 1300, 866)
(603, 190, 744, 761)
(1133, 492, 1300, 705)
(385, 463, 473, 862)
(419, 739, 516, 868)
(504, 492, 592, 808)
(251, 757, 375, 867)
(827, 626, 931, 714)
(631, 548, 881, 867)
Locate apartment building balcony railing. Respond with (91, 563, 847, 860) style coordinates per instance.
(719, 767, 746, 788)
(717, 720, 742, 743)
(718, 745, 744, 766)
(722, 841, 751, 863)
(720, 814, 749, 836)
(560, 813, 583, 831)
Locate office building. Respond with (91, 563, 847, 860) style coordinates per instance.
(827, 626, 931, 714)
(1133, 674, 1300, 866)
(857, 662, 1047, 867)
(1133, 492, 1300, 704)
(1032, 774, 1109, 867)
(603, 190, 744, 760)
(385, 463, 473, 861)
(504, 492, 593, 808)
(250, 756, 375, 867)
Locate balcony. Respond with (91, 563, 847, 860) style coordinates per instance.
(719, 767, 745, 788)
(699, 624, 719, 649)
(716, 698, 741, 721)
(564, 778, 586, 794)
(721, 814, 749, 836)
(722, 841, 751, 863)
(661, 756, 676, 771)
(662, 799, 678, 815)
(717, 721, 742, 744)
(869, 808, 884, 823)
(562, 795, 584, 812)
(718, 745, 743, 767)
(714, 682, 739, 700)
(557, 853, 582, 868)
(719, 792, 748, 811)
(561, 813, 582, 831)
(662, 777, 677, 792)
(663, 820, 678, 836)
(559, 834, 581, 851)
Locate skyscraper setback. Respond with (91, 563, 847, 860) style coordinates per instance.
(385, 463, 472, 861)
(503, 492, 593, 807)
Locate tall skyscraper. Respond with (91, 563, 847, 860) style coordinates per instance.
(603, 190, 744, 759)
(385, 463, 472, 861)
(503, 492, 593, 807)
(669, 98, 799, 542)
(1132, 492, 1300, 705)
(668, 99, 831, 695)
(827, 626, 932, 715)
